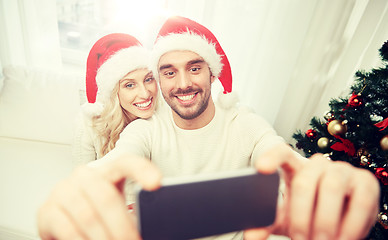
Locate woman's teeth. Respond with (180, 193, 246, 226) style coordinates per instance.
(135, 99, 151, 108)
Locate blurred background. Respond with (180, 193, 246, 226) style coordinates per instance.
(0, 0, 387, 143)
(1, 0, 388, 239)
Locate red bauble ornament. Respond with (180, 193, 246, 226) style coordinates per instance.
(305, 129, 317, 139)
(347, 92, 363, 107)
(375, 167, 388, 185)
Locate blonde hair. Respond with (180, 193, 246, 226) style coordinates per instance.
(92, 83, 137, 157)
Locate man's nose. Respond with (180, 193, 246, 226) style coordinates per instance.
(176, 72, 193, 89)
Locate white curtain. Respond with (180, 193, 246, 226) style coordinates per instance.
(0, 0, 61, 69)
(1, 0, 388, 144)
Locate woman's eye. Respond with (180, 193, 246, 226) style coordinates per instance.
(125, 83, 135, 88)
(145, 77, 154, 83)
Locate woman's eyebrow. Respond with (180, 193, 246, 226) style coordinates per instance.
(120, 78, 134, 83)
(144, 72, 153, 79)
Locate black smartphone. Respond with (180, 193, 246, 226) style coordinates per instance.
(135, 168, 280, 240)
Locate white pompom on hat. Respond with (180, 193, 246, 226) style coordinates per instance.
(84, 33, 150, 116)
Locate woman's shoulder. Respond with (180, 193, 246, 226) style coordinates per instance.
(74, 108, 94, 129)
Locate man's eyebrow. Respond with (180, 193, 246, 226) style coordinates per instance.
(187, 58, 205, 66)
(159, 64, 173, 71)
(159, 58, 206, 71)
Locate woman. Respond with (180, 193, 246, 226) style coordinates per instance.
(73, 33, 159, 165)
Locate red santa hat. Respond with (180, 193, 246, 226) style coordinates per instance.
(84, 33, 150, 115)
(150, 16, 233, 95)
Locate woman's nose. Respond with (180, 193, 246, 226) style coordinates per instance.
(137, 84, 151, 99)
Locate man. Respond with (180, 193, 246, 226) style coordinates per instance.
(37, 16, 379, 240)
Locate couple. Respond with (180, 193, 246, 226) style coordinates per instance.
(38, 16, 379, 240)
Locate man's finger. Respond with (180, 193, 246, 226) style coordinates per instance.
(91, 152, 162, 191)
(311, 161, 352, 239)
(338, 169, 380, 239)
(53, 171, 111, 240)
(78, 166, 141, 240)
(255, 143, 305, 175)
(244, 227, 271, 240)
(38, 201, 86, 240)
(288, 155, 330, 239)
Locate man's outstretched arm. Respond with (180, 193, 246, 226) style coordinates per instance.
(37, 153, 162, 240)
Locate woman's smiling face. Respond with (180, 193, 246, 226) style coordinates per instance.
(118, 68, 158, 119)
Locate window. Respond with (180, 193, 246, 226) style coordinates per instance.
(57, 0, 97, 51)
(56, 0, 169, 70)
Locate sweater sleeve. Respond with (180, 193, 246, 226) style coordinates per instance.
(72, 111, 97, 167)
(234, 108, 285, 166)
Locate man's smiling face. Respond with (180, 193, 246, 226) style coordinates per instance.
(158, 50, 215, 121)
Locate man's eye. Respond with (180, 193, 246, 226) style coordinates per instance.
(164, 71, 175, 76)
(190, 67, 200, 72)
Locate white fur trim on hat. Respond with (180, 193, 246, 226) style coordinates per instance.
(217, 91, 239, 109)
(96, 46, 150, 105)
(150, 32, 223, 80)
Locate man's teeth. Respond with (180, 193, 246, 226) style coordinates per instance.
(135, 100, 151, 108)
(177, 94, 195, 101)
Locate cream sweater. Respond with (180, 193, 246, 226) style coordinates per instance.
(72, 111, 102, 166)
(98, 103, 285, 240)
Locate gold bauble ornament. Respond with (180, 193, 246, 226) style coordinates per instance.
(380, 135, 388, 151)
(327, 120, 347, 136)
(317, 137, 330, 149)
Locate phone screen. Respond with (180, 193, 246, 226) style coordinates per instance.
(135, 168, 279, 240)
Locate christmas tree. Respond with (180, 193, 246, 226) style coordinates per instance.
(293, 40, 388, 239)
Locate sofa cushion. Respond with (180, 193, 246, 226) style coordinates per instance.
(0, 136, 74, 237)
(0, 65, 83, 144)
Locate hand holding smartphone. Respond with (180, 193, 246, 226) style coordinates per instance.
(135, 168, 280, 240)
